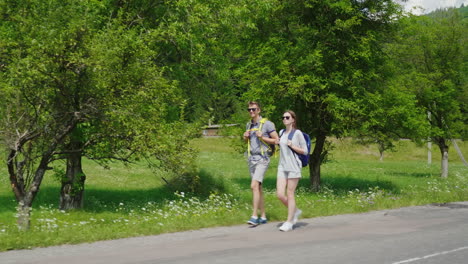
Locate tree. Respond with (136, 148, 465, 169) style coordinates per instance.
(236, 0, 402, 190)
(353, 75, 429, 161)
(388, 9, 467, 177)
(0, 0, 91, 228)
(0, 0, 198, 228)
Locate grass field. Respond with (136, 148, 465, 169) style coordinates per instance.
(0, 137, 467, 251)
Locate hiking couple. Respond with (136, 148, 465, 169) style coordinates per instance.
(243, 101, 308, 232)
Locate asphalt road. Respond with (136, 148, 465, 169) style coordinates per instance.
(1, 202, 467, 264)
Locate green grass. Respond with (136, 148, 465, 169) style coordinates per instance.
(0, 138, 467, 251)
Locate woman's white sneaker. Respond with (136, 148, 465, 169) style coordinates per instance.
(279, 221, 293, 232)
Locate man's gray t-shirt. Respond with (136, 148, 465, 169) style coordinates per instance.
(246, 116, 276, 160)
(278, 129, 307, 173)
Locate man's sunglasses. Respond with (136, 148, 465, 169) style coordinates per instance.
(247, 108, 258, 112)
(282, 116, 291, 120)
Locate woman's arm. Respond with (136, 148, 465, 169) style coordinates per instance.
(288, 142, 306, 155)
(288, 131, 306, 154)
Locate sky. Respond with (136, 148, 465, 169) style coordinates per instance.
(397, 0, 468, 15)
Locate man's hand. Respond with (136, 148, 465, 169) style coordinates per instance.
(243, 131, 250, 139)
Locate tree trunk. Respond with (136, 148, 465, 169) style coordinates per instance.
(8, 149, 50, 230)
(427, 141, 432, 165)
(6, 118, 79, 228)
(16, 202, 31, 230)
(436, 138, 449, 178)
(60, 151, 86, 210)
(378, 142, 384, 162)
(309, 132, 326, 192)
(427, 111, 432, 165)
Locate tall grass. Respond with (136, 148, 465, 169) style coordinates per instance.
(0, 138, 466, 251)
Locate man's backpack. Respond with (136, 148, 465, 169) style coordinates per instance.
(280, 129, 311, 167)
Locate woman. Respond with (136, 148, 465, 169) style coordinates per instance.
(275, 110, 307, 231)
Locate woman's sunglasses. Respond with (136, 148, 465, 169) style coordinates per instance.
(282, 116, 291, 120)
(247, 108, 258, 112)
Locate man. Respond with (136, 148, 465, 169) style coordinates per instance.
(243, 101, 279, 226)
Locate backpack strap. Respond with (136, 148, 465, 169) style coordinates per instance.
(247, 118, 270, 157)
(288, 129, 296, 141)
(280, 129, 296, 140)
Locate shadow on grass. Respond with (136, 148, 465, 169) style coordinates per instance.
(321, 176, 401, 195)
(232, 174, 401, 195)
(167, 168, 228, 197)
(385, 172, 436, 178)
(0, 169, 228, 213)
(0, 193, 16, 212)
(0, 186, 174, 213)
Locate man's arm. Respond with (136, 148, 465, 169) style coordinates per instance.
(259, 130, 279, 145)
